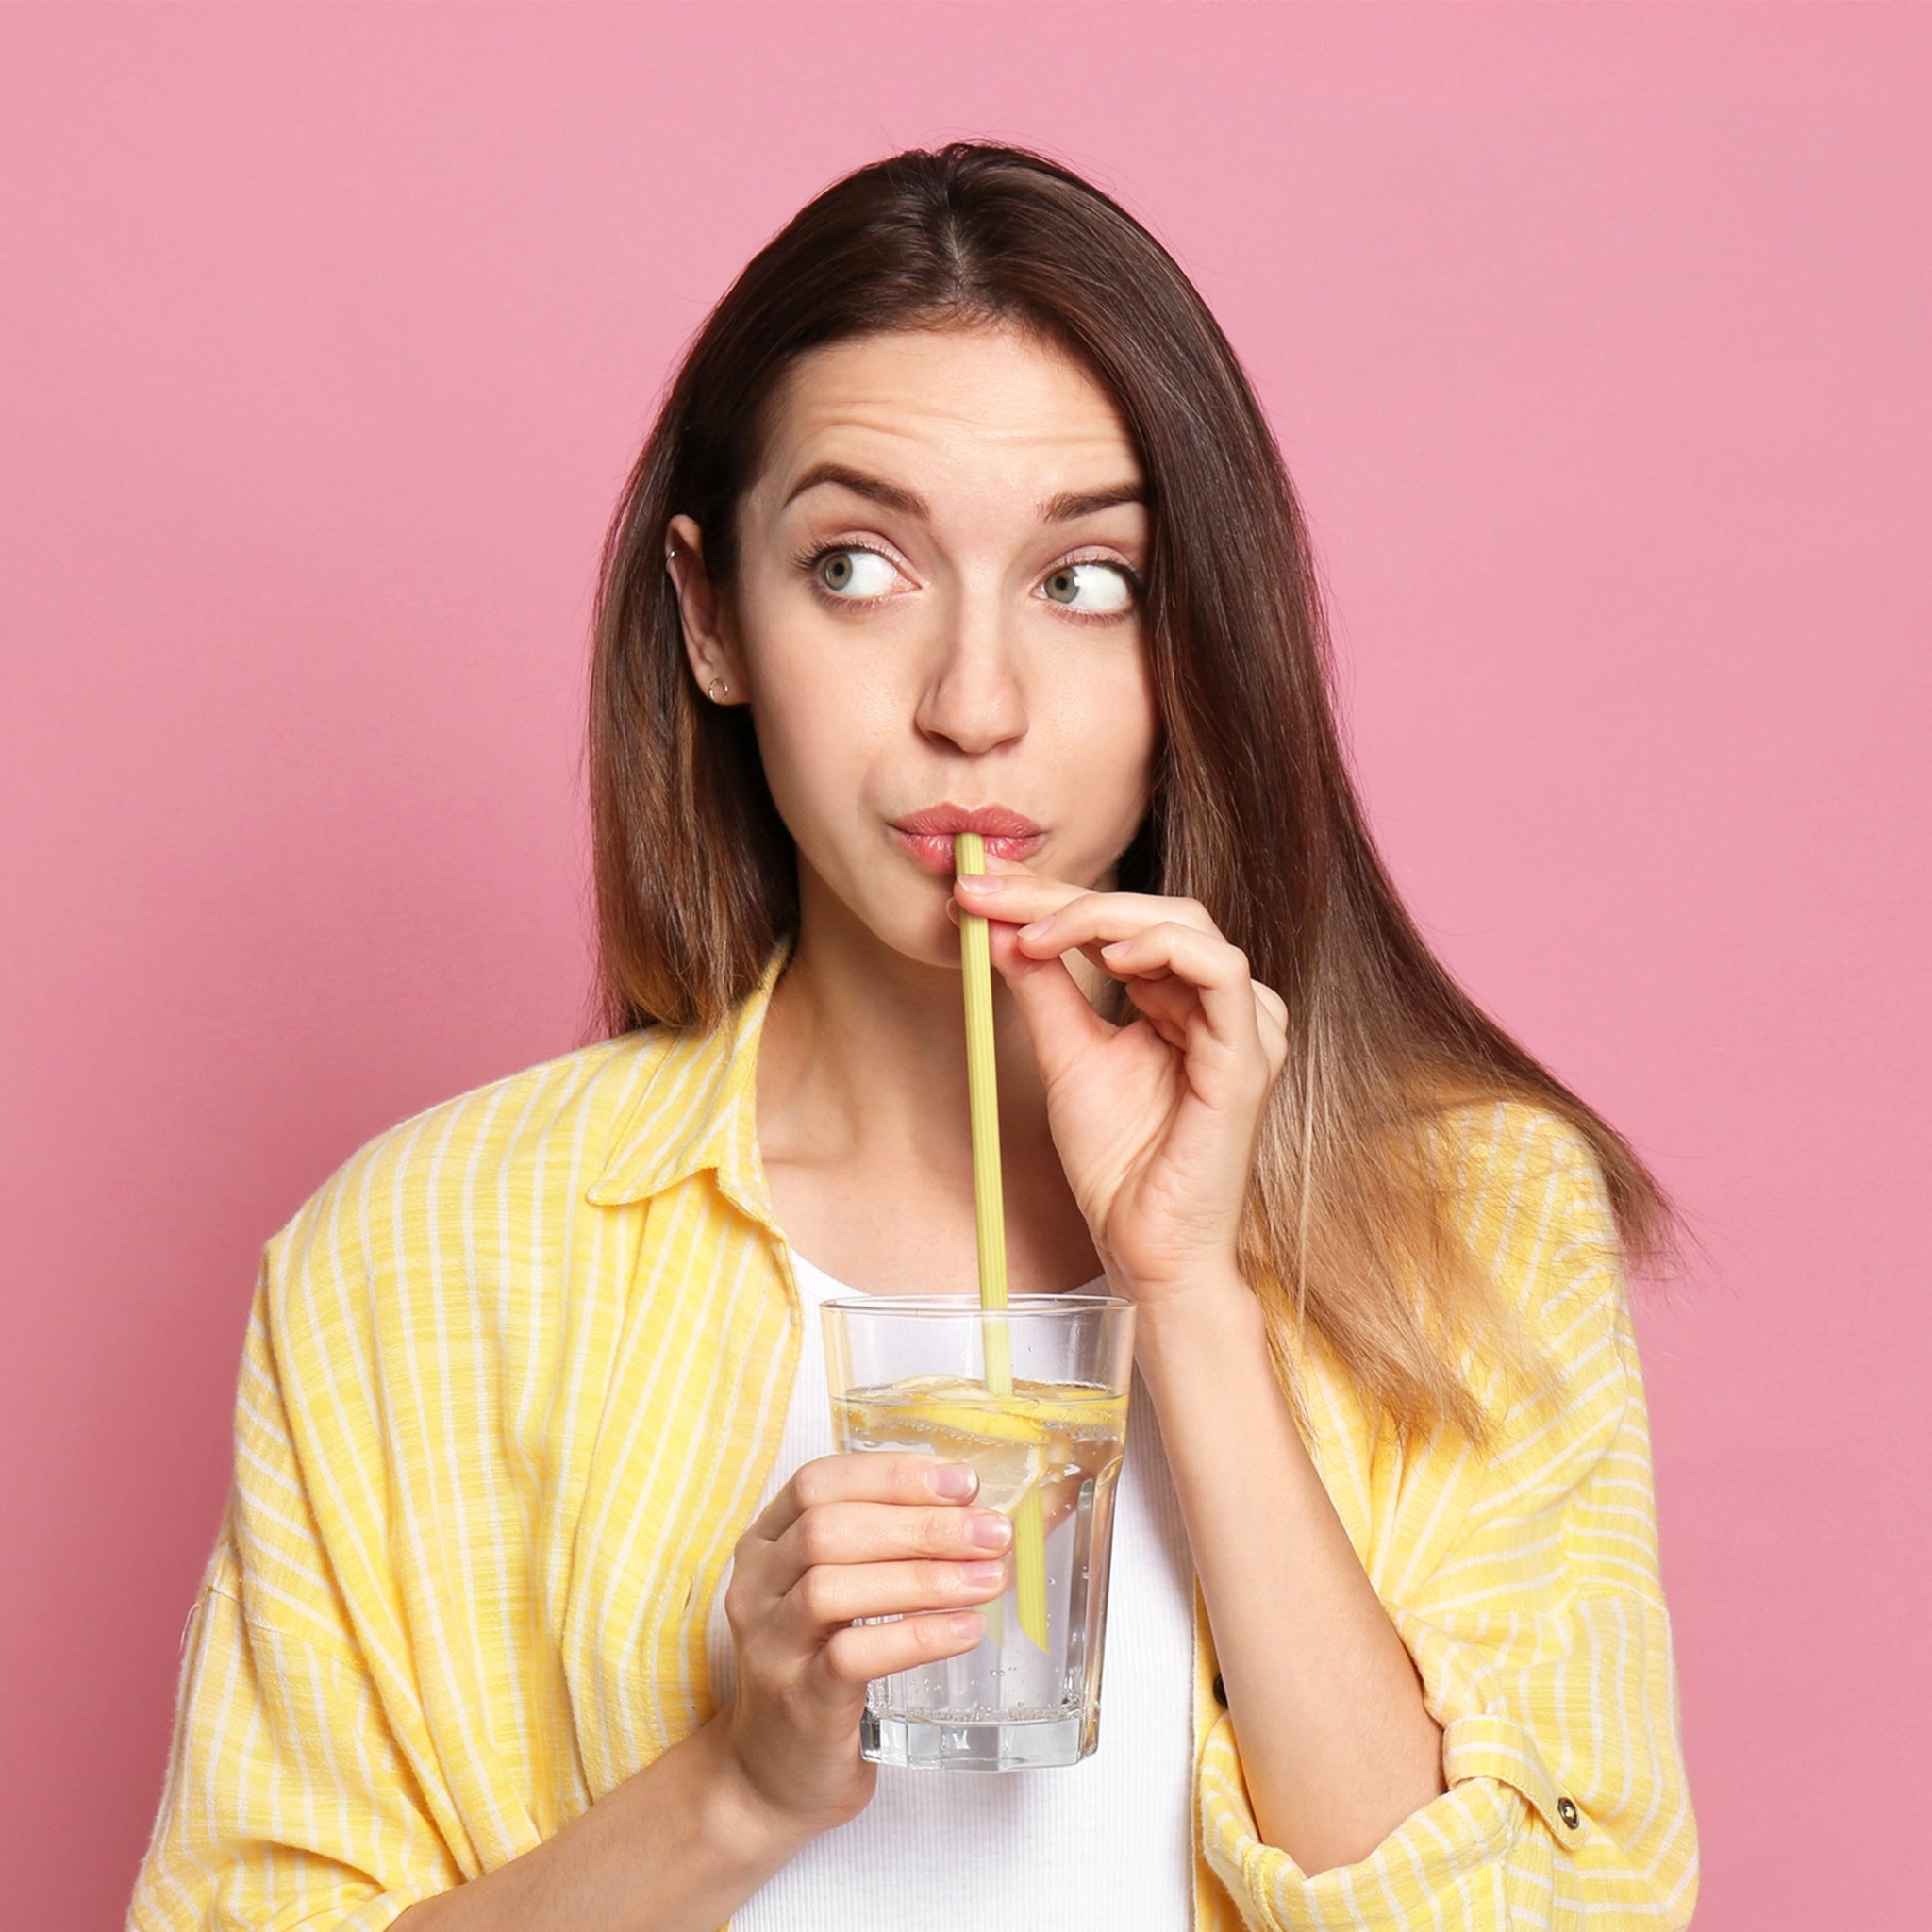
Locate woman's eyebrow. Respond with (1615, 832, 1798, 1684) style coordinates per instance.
(1039, 483, 1145, 523)
(782, 463, 1145, 527)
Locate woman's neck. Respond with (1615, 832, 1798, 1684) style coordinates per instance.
(753, 875, 1100, 1296)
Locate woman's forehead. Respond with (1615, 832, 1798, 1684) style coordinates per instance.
(755, 325, 1141, 513)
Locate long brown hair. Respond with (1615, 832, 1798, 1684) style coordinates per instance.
(589, 142, 1670, 1443)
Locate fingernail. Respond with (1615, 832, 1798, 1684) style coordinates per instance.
(959, 1559, 1006, 1588)
(966, 1510, 1013, 1551)
(948, 1612, 986, 1639)
(958, 873, 1002, 894)
(1018, 918, 1051, 941)
(930, 1463, 978, 1501)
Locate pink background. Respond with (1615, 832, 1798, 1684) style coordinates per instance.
(4, 5, 1926, 1924)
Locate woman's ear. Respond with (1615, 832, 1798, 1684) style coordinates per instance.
(665, 513, 748, 707)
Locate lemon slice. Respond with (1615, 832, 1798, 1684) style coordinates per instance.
(1011, 1385, 1120, 1429)
(962, 1438, 1047, 1517)
(841, 1374, 1122, 1519)
(895, 1396, 1050, 1446)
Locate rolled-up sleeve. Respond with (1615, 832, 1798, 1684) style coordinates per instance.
(1198, 1111, 1699, 1928)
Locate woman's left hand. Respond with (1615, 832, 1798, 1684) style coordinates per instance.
(954, 861, 1289, 1308)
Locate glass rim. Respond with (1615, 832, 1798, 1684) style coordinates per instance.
(819, 1291, 1133, 1318)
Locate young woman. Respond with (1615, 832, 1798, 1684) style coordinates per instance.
(130, 145, 1697, 1931)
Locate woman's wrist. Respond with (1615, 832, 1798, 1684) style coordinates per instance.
(694, 1707, 836, 1875)
(392, 1709, 822, 1932)
(1124, 1262, 1264, 1378)
(1125, 1257, 1445, 1869)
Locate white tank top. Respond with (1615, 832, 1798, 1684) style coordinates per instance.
(703, 1246, 1197, 1930)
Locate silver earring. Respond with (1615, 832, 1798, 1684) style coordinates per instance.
(708, 677, 730, 702)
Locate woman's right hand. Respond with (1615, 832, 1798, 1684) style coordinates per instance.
(715, 1452, 1012, 1837)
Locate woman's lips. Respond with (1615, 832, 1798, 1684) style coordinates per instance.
(889, 805, 1045, 876)
(891, 826, 1045, 875)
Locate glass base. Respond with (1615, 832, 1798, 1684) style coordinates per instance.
(862, 1707, 1094, 1770)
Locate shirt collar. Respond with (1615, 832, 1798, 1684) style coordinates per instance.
(585, 938, 792, 1230)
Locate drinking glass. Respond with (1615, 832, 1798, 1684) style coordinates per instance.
(821, 1292, 1135, 1770)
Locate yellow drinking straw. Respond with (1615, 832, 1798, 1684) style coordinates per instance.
(954, 832, 1051, 1653)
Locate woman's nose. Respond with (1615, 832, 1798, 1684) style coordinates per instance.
(912, 596, 1027, 756)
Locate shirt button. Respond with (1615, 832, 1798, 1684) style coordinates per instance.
(1211, 1674, 1226, 1707)
(1557, 1797, 1580, 1830)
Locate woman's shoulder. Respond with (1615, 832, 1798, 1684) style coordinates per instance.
(1424, 1097, 1616, 1232)
(1292, 1099, 1644, 1572)
(1419, 1096, 1628, 1345)
(266, 1024, 681, 1281)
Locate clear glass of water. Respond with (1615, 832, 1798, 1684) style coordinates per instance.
(821, 1292, 1135, 1771)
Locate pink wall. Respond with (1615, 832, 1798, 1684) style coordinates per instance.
(4, 6, 1925, 1924)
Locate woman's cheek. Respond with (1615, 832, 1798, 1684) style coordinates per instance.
(743, 712, 825, 848)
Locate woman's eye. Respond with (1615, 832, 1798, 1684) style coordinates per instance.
(817, 548, 900, 599)
(1041, 561, 1135, 615)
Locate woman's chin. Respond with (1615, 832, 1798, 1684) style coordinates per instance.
(888, 915, 969, 975)
(874, 895, 975, 976)
(796, 884, 964, 978)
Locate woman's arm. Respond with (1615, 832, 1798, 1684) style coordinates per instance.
(957, 867, 1697, 1924)
(957, 861, 1441, 1870)
(1134, 1276, 1446, 1874)
(391, 1717, 797, 1932)
(127, 1212, 1011, 1932)
(134, 1571, 816, 1932)
(1190, 1116, 1699, 1929)
(395, 1444, 1009, 1932)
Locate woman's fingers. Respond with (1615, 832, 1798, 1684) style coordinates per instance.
(726, 1456, 1012, 1705)
(955, 868, 1220, 943)
(1250, 978, 1291, 1078)
(734, 1455, 1011, 1619)
(775, 1555, 1008, 1644)
(1095, 919, 1263, 1066)
(719, 1456, 1008, 1823)
(749, 1452, 978, 1545)
(819, 1611, 989, 1689)
(1124, 971, 1285, 1077)
(966, 865, 1290, 1097)
(1124, 972, 1199, 1049)
(769, 1496, 1012, 1585)
(982, 924, 1117, 1086)
(969, 879, 1244, 1024)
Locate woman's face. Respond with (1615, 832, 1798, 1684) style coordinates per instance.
(670, 323, 1158, 972)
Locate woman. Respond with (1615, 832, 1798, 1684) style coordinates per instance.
(129, 144, 1697, 1930)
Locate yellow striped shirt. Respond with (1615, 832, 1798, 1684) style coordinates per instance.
(129, 947, 1698, 1930)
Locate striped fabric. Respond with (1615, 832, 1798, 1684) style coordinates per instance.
(128, 946, 1698, 1931)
